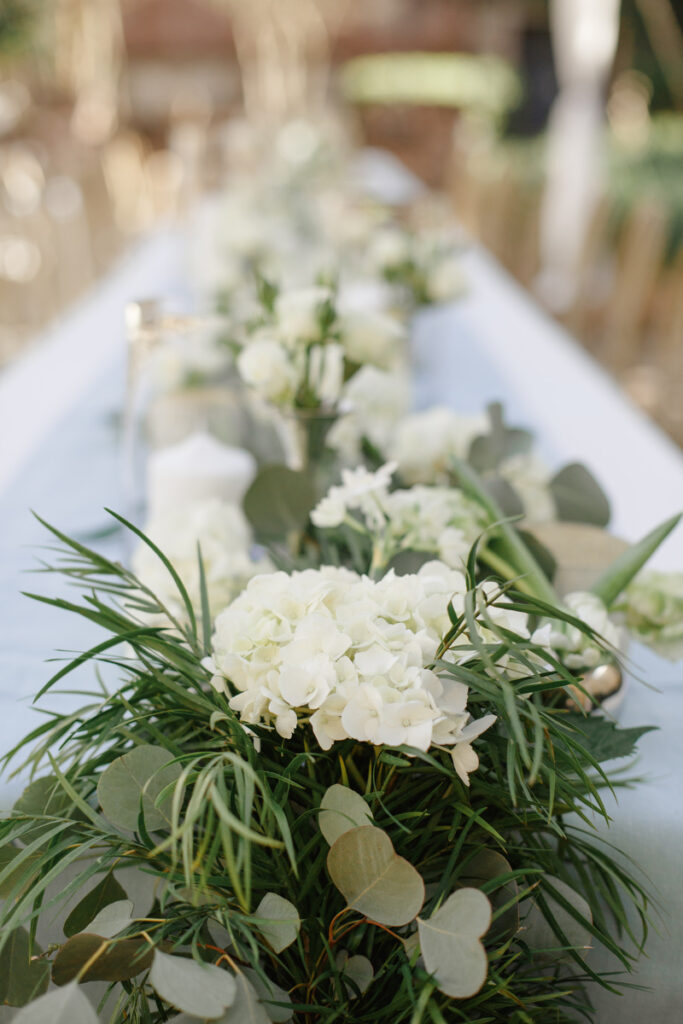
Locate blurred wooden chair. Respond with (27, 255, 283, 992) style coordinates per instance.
(600, 199, 669, 372)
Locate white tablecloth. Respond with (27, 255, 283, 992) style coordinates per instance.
(1, 153, 683, 1019)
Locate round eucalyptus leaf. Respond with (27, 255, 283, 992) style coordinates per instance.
(243, 465, 317, 538)
(96, 744, 181, 832)
(63, 871, 128, 938)
(319, 785, 374, 846)
(527, 522, 627, 596)
(417, 887, 491, 999)
(521, 875, 593, 960)
(219, 972, 271, 1024)
(327, 825, 425, 926)
(244, 968, 293, 1023)
(52, 933, 153, 986)
(0, 927, 50, 1007)
(550, 463, 611, 527)
(337, 951, 374, 997)
(10, 982, 98, 1024)
(83, 899, 135, 940)
(458, 849, 519, 942)
(149, 951, 236, 1018)
(254, 892, 301, 953)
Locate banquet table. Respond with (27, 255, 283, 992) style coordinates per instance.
(1, 152, 683, 1020)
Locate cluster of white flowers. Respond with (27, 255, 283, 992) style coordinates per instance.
(207, 562, 499, 783)
(311, 461, 486, 569)
(387, 408, 557, 523)
(366, 225, 466, 305)
(236, 285, 407, 410)
(388, 407, 488, 485)
(532, 592, 624, 670)
(615, 571, 683, 661)
(382, 487, 487, 568)
(133, 499, 271, 625)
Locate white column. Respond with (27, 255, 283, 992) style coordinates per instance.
(536, 0, 621, 312)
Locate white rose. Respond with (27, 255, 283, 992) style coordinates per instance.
(340, 311, 406, 370)
(426, 254, 466, 303)
(237, 337, 300, 404)
(274, 286, 333, 344)
(368, 227, 411, 271)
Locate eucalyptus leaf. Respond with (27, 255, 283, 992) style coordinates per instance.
(526, 522, 627, 596)
(458, 849, 519, 941)
(51, 933, 153, 985)
(0, 927, 50, 1006)
(96, 744, 182, 832)
(384, 549, 437, 576)
(337, 952, 374, 997)
(522, 876, 593, 959)
(82, 899, 135, 940)
(468, 403, 533, 472)
(149, 951, 236, 1018)
(549, 463, 610, 526)
(63, 871, 128, 937)
(244, 968, 293, 1023)
(319, 785, 374, 846)
(219, 972, 271, 1024)
(12, 776, 79, 842)
(484, 478, 525, 518)
(0, 846, 40, 899)
(417, 888, 491, 999)
(10, 982, 98, 1024)
(590, 512, 682, 607)
(254, 893, 301, 953)
(327, 825, 425, 926)
(243, 465, 317, 538)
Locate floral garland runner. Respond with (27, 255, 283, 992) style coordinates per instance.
(2, 140, 683, 1024)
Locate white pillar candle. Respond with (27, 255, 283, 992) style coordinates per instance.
(147, 432, 257, 517)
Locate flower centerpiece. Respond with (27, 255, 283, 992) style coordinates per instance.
(1, 453, 679, 1022)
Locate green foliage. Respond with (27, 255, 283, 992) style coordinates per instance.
(591, 512, 682, 606)
(63, 872, 128, 938)
(243, 465, 318, 538)
(549, 464, 611, 527)
(0, 928, 50, 1007)
(0, 519, 657, 1022)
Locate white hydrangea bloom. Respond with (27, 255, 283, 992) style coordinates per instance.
(208, 562, 500, 779)
(532, 591, 624, 670)
(132, 499, 271, 625)
(388, 407, 488, 485)
(382, 486, 487, 568)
